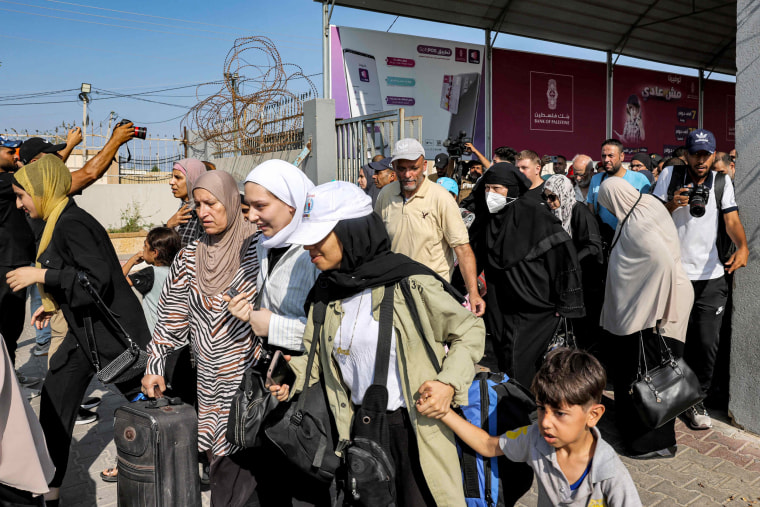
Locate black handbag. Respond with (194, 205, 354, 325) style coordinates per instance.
(225, 336, 279, 448)
(545, 316, 577, 357)
(77, 272, 149, 384)
(344, 285, 396, 506)
(629, 328, 705, 429)
(264, 300, 341, 483)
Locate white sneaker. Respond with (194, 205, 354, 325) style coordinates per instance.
(682, 403, 712, 430)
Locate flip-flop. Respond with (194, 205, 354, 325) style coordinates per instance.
(100, 467, 118, 483)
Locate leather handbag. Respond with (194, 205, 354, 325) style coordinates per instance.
(225, 336, 279, 448)
(77, 272, 149, 384)
(264, 300, 340, 483)
(629, 328, 705, 429)
(545, 316, 577, 358)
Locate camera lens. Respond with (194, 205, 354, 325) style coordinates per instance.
(135, 127, 147, 140)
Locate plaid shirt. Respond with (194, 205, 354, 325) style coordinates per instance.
(174, 202, 204, 247)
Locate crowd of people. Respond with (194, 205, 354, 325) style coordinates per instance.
(0, 124, 748, 506)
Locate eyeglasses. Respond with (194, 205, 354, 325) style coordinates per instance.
(541, 193, 559, 203)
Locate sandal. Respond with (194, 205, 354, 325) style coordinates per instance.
(100, 466, 118, 483)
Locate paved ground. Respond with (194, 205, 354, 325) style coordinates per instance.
(14, 311, 760, 506)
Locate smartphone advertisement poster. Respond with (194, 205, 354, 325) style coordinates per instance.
(331, 26, 484, 154)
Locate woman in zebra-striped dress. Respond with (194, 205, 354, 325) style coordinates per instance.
(142, 170, 260, 504)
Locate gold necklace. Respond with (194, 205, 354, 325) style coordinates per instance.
(336, 292, 364, 356)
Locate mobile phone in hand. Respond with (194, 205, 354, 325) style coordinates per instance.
(266, 350, 295, 388)
(225, 287, 240, 299)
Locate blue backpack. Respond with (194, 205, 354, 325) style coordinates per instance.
(458, 372, 536, 507)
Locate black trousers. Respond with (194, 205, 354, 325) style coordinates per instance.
(684, 276, 729, 394)
(0, 483, 44, 507)
(0, 265, 27, 366)
(209, 448, 258, 507)
(386, 408, 436, 507)
(611, 330, 684, 455)
(39, 334, 138, 488)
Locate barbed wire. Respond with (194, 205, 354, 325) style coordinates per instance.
(182, 36, 317, 155)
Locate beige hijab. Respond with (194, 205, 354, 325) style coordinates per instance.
(193, 171, 256, 296)
(0, 338, 55, 494)
(598, 177, 693, 341)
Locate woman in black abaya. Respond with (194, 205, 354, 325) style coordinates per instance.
(470, 163, 585, 387)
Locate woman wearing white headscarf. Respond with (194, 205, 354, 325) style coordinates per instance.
(226, 159, 325, 505)
(598, 177, 694, 459)
(543, 175, 604, 352)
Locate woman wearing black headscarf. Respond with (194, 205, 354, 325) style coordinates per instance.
(471, 163, 585, 387)
(271, 181, 485, 507)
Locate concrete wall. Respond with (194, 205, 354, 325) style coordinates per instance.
(302, 99, 338, 184)
(74, 183, 178, 231)
(208, 150, 302, 182)
(729, 0, 760, 433)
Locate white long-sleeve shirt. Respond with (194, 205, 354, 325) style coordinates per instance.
(256, 241, 319, 351)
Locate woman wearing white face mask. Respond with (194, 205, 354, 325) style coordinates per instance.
(470, 163, 585, 387)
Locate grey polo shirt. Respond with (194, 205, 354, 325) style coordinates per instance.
(499, 424, 641, 507)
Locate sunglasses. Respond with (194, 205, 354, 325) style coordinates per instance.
(541, 193, 559, 203)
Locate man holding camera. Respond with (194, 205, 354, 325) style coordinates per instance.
(653, 129, 749, 430)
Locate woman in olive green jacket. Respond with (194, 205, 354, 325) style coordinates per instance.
(273, 181, 485, 507)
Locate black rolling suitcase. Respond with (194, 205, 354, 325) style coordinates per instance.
(114, 397, 201, 507)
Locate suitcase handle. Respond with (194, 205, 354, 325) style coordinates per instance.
(146, 397, 183, 408)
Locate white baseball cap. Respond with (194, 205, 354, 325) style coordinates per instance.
(287, 181, 373, 245)
(391, 138, 425, 162)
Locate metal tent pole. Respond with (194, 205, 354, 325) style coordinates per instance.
(485, 29, 493, 159)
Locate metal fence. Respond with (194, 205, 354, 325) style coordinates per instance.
(335, 109, 423, 182)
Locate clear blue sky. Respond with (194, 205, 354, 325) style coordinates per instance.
(0, 0, 735, 137)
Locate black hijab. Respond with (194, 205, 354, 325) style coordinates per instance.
(470, 163, 530, 259)
(470, 163, 569, 271)
(307, 212, 462, 308)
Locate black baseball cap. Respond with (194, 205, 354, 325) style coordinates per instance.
(369, 157, 393, 173)
(19, 137, 67, 165)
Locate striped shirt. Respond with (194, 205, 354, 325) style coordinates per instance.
(256, 241, 319, 352)
(146, 234, 260, 456)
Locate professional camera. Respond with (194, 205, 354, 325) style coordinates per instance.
(669, 185, 709, 217)
(116, 119, 147, 140)
(442, 130, 472, 158)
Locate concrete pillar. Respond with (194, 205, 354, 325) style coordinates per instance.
(729, 0, 760, 433)
(302, 98, 337, 184)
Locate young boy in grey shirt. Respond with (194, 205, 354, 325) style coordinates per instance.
(428, 348, 641, 506)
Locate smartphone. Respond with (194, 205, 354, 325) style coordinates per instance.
(225, 287, 240, 299)
(343, 49, 383, 117)
(266, 350, 295, 388)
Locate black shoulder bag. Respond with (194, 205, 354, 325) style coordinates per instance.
(226, 284, 279, 448)
(264, 300, 341, 483)
(77, 272, 149, 384)
(344, 284, 397, 506)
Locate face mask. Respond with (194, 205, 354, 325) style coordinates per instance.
(486, 191, 508, 213)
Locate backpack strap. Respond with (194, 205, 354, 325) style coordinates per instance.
(714, 171, 725, 212)
(372, 284, 396, 386)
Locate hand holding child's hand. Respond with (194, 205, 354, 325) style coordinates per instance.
(416, 380, 455, 419)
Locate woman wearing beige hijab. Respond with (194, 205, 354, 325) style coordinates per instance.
(141, 170, 260, 506)
(598, 177, 694, 460)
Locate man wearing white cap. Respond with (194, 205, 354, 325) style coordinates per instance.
(374, 138, 485, 316)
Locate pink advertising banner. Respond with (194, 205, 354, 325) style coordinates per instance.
(492, 48, 607, 158)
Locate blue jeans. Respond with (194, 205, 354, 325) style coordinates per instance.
(28, 276, 51, 346)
